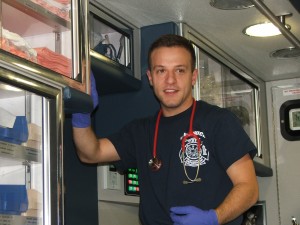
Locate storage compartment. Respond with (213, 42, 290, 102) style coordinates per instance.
(0, 185, 28, 215)
(0, 0, 90, 94)
(90, 3, 133, 76)
(0, 79, 43, 223)
(0, 2, 74, 223)
(0, 116, 28, 144)
(181, 23, 272, 176)
(89, 1, 141, 95)
(192, 45, 260, 159)
(0, 0, 72, 78)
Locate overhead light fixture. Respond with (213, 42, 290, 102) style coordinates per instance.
(243, 13, 291, 37)
(211, 0, 300, 58)
(243, 22, 291, 37)
(270, 47, 300, 59)
(209, 0, 255, 10)
(247, 1, 300, 58)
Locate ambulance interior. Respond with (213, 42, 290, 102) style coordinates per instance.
(63, 0, 300, 225)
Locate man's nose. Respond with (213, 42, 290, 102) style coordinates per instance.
(165, 71, 176, 83)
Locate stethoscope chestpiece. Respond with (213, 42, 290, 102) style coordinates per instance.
(148, 157, 162, 171)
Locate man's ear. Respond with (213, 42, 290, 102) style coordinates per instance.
(146, 70, 153, 86)
(192, 68, 198, 86)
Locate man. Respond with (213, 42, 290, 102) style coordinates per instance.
(72, 34, 259, 225)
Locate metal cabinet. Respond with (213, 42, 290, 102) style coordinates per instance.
(89, 0, 141, 95)
(0, 0, 89, 93)
(0, 68, 63, 225)
(0, 1, 89, 224)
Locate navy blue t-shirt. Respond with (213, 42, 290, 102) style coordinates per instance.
(108, 100, 257, 225)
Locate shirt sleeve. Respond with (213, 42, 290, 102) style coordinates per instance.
(107, 120, 139, 172)
(212, 108, 257, 170)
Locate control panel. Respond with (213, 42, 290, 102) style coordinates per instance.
(124, 168, 140, 196)
(98, 165, 139, 204)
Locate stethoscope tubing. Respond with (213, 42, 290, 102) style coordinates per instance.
(149, 99, 201, 172)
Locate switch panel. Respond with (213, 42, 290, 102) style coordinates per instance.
(124, 168, 140, 196)
(103, 165, 121, 190)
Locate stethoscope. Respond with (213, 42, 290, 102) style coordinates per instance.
(148, 98, 202, 184)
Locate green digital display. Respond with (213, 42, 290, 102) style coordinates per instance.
(289, 109, 300, 131)
(280, 100, 300, 141)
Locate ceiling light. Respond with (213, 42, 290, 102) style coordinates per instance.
(270, 47, 300, 59)
(243, 22, 291, 37)
(210, 0, 255, 10)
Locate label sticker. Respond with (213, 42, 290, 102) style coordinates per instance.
(283, 88, 300, 96)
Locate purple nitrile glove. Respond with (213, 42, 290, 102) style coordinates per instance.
(72, 71, 99, 128)
(170, 206, 219, 225)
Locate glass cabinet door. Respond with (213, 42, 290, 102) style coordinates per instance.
(0, 74, 62, 225)
(192, 43, 262, 160)
(181, 23, 271, 173)
(90, 10, 133, 74)
(0, 0, 89, 93)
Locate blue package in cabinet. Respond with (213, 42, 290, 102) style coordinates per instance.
(0, 185, 28, 215)
(0, 116, 29, 144)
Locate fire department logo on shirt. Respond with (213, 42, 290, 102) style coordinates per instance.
(179, 131, 209, 167)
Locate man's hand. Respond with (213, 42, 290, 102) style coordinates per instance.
(170, 206, 219, 225)
(72, 71, 99, 128)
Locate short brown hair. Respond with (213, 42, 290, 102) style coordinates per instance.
(148, 34, 196, 71)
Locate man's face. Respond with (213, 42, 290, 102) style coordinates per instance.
(147, 46, 198, 116)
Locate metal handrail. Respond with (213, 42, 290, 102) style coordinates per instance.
(250, 0, 300, 48)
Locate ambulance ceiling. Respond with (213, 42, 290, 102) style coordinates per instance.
(95, 0, 300, 82)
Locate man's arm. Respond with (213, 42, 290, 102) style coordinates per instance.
(215, 153, 259, 224)
(73, 126, 120, 164)
(72, 71, 120, 164)
(169, 153, 258, 225)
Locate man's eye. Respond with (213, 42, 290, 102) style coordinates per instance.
(176, 68, 185, 73)
(157, 69, 165, 74)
